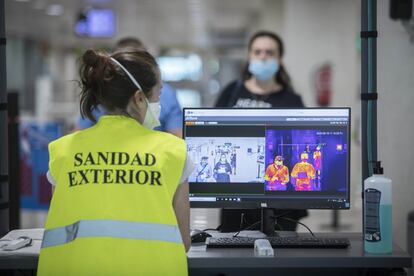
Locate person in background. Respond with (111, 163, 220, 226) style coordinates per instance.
(230, 149, 237, 175)
(215, 30, 307, 232)
(191, 156, 212, 183)
(313, 144, 322, 178)
(215, 30, 303, 108)
(213, 153, 232, 182)
(76, 37, 183, 137)
(38, 49, 191, 275)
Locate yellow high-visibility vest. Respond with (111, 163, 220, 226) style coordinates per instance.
(38, 115, 188, 276)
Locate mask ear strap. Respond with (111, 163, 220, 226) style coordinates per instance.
(110, 57, 143, 92)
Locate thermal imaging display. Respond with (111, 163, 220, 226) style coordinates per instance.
(184, 108, 350, 209)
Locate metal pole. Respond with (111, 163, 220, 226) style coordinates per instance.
(361, 0, 378, 234)
(0, 0, 10, 235)
(8, 92, 20, 229)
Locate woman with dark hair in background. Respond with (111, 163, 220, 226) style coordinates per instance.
(215, 30, 303, 108)
(38, 49, 191, 275)
(215, 30, 307, 232)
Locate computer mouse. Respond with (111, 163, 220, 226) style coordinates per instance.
(190, 230, 212, 243)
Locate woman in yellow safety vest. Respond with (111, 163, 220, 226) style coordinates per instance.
(37, 49, 191, 276)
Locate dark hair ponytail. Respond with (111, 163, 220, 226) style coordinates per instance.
(242, 31, 294, 91)
(79, 50, 111, 122)
(79, 49, 158, 122)
(276, 64, 293, 92)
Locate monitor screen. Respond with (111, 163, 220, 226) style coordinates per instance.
(75, 9, 116, 38)
(183, 108, 351, 209)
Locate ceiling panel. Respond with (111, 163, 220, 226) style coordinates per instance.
(5, 0, 262, 49)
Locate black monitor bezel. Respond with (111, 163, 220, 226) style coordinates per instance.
(183, 107, 351, 210)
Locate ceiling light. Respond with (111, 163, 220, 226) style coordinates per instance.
(32, 0, 46, 10)
(46, 4, 64, 16)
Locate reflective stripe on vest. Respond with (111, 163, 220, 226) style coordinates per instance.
(42, 219, 182, 248)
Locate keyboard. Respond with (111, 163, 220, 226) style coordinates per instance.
(206, 236, 350, 249)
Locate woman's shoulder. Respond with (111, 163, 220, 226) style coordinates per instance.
(286, 90, 303, 101)
(221, 80, 245, 95)
(49, 131, 79, 148)
(281, 86, 300, 96)
(273, 88, 305, 107)
(48, 131, 83, 158)
(224, 79, 241, 89)
(215, 79, 246, 107)
(150, 131, 186, 152)
(152, 130, 184, 143)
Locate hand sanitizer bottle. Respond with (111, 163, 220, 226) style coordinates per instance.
(364, 161, 392, 254)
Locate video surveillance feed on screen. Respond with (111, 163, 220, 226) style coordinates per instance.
(184, 109, 350, 209)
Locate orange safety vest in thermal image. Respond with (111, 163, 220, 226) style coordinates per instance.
(264, 164, 289, 190)
(291, 162, 316, 191)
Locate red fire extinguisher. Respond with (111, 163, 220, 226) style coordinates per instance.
(314, 63, 332, 106)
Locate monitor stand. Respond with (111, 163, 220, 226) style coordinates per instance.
(260, 208, 298, 238)
(220, 208, 301, 237)
(260, 208, 275, 236)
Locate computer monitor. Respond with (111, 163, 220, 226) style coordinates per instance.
(183, 108, 350, 210)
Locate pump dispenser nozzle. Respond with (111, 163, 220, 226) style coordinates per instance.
(370, 161, 384, 174)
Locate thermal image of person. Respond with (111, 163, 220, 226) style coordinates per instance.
(194, 156, 212, 182)
(313, 144, 322, 179)
(230, 150, 237, 175)
(291, 152, 316, 191)
(264, 155, 289, 191)
(214, 154, 232, 182)
(305, 144, 311, 154)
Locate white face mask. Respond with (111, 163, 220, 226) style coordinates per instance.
(143, 98, 161, 129)
(109, 57, 161, 129)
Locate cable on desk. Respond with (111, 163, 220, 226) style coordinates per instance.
(275, 216, 315, 237)
(272, 210, 298, 232)
(274, 221, 284, 231)
(202, 228, 220, 232)
(233, 210, 295, 237)
(233, 220, 261, 237)
(213, 210, 305, 237)
(202, 223, 224, 232)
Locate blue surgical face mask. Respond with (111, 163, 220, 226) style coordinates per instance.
(248, 59, 279, 81)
